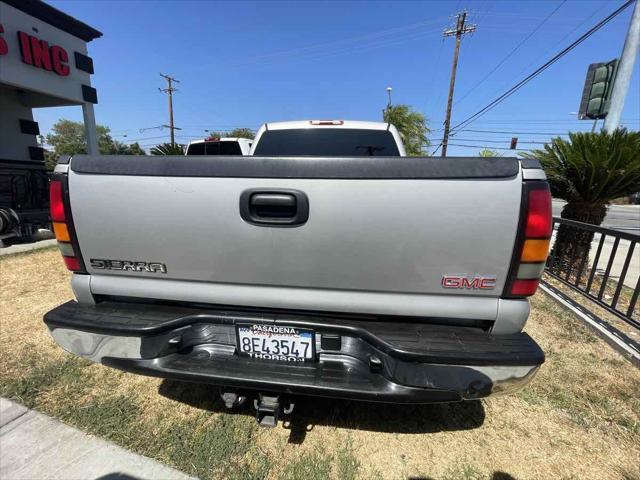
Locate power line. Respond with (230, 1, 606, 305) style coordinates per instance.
(470, 0, 494, 26)
(429, 120, 638, 132)
(447, 143, 533, 151)
(515, 0, 613, 78)
(448, 0, 635, 137)
(440, 137, 554, 144)
(114, 126, 261, 138)
(472, 12, 576, 20)
(432, 128, 572, 147)
(121, 135, 167, 143)
(255, 28, 443, 66)
(243, 17, 447, 63)
(196, 18, 449, 71)
(478, 21, 578, 29)
(455, 128, 573, 135)
(463, 1, 612, 119)
(179, 124, 258, 129)
(434, 118, 639, 124)
(454, 0, 567, 107)
(177, 134, 220, 139)
(111, 125, 167, 135)
(139, 125, 167, 134)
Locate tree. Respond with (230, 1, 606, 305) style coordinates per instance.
(121, 142, 146, 155)
(383, 104, 430, 156)
(44, 119, 145, 169)
(150, 143, 184, 155)
(40, 142, 58, 171)
(479, 149, 501, 157)
(523, 128, 640, 276)
(206, 128, 255, 140)
(227, 128, 255, 139)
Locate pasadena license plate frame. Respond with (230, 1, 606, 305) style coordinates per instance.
(236, 324, 316, 363)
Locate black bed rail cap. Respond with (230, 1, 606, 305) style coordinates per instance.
(70, 155, 520, 179)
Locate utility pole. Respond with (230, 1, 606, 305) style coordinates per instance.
(441, 12, 476, 156)
(604, 0, 639, 132)
(159, 73, 181, 145)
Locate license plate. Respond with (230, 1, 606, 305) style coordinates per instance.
(236, 324, 315, 362)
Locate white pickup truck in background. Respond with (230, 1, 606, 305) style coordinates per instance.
(44, 119, 551, 427)
(185, 137, 252, 156)
(250, 120, 406, 156)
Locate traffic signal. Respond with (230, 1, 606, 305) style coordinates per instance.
(578, 60, 618, 120)
(510, 137, 518, 150)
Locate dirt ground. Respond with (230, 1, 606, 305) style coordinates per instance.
(1, 248, 639, 480)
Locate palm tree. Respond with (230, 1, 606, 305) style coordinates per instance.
(383, 104, 430, 156)
(150, 143, 184, 155)
(523, 128, 640, 276)
(478, 148, 501, 157)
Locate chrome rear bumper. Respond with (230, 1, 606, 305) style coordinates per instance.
(45, 300, 544, 403)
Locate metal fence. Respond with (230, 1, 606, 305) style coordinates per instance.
(544, 217, 639, 330)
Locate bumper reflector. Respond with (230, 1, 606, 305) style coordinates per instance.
(510, 279, 541, 296)
(516, 262, 546, 279)
(63, 256, 81, 271)
(53, 222, 71, 242)
(57, 241, 75, 257)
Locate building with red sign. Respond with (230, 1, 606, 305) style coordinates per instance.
(0, 0, 101, 245)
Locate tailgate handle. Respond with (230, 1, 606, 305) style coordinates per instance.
(252, 193, 295, 209)
(240, 189, 309, 227)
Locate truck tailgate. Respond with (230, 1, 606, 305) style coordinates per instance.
(67, 155, 522, 318)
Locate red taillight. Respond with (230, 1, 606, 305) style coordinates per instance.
(510, 279, 540, 296)
(525, 188, 552, 238)
(63, 256, 81, 271)
(49, 180, 65, 222)
(504, 182, 552, 298)
(50, 176, 86, 273)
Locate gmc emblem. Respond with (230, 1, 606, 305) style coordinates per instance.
(442, 275, 496, 290)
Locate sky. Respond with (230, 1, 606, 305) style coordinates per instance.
(38, 0, 640, 156)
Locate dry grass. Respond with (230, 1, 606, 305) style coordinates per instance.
(1, 249, 639, 480)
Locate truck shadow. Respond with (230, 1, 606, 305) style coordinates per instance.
(158, 380, 485, 444)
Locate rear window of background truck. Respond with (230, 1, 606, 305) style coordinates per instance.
(253, 128, 401, 156)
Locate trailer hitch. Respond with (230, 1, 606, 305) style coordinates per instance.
(253, 394, 295, 427)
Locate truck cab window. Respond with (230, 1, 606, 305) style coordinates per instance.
(253, 129, 400, 156)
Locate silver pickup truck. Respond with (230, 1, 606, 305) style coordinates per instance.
(45, 120, 551, 426)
